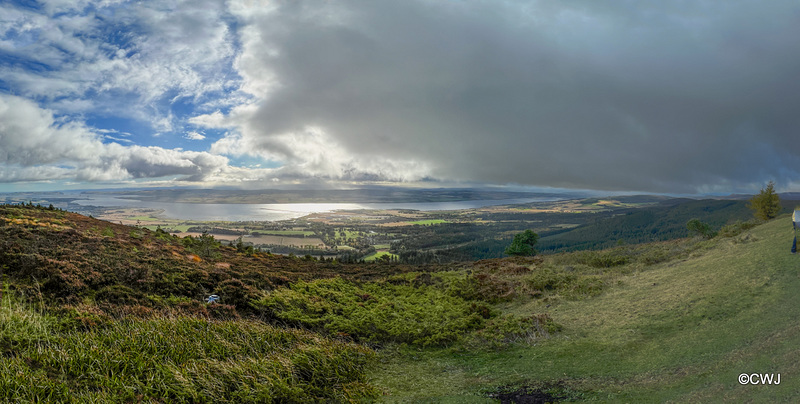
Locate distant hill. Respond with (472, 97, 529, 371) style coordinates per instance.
(537, 198, 762, 252)
(81, 187, 575, 204)
(423, 198, 770, 259)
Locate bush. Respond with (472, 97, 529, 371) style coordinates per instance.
(447, 273, 517, 303)
(254, 277, 490, 347)
(182, 231, 220, 259)
(465, 313, 561, 350)
(587, 251, 630, 268)
(717, 220, 758, 238)
(94, 284, 146, 306)
(564, 276, 605, 299)
(101, 226, 115, 238)
(526, 268, 577, 292)
(214, 278, 263, 310)
(639, 248, 671, 265)
(687, 219, 716, 239)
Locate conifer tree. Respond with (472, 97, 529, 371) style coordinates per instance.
(505, 229, 539, 256)
(748, 181, 782, 221)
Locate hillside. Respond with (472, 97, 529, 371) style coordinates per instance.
(0, 203, 438, 318)
(373, 215, 800, 402)
(536, 198, 755, 252)
(2, 203, 799, 402)
(392, 197, 767, 262)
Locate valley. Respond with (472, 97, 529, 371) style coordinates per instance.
(73, 195, 763, 264)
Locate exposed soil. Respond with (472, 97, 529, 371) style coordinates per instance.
(486, 383, 571, 404)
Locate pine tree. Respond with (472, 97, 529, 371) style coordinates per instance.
(748, 181, 782, 221)
(505, 229, 539, 256)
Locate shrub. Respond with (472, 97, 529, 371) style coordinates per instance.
(182, 231, 221, 259)
(94, 285, 145, 306)
(215, 278, 263, 310)
(526, 268, 576, 292)
(638, 248, 671, 265)
(587, 251, 630, 268)
(447, 273, 517, 303)
(552, 249, 630, 269)
(206, 303, 240, 319)
(717, 220, 758, 238)
(254, 277, 489, 347)
(564, 276, 605, 299)
(101, 226, 115, 238)
(465, 313, 561, 350)
(154, 226, 174, 242)
(687, 219, 716, 239)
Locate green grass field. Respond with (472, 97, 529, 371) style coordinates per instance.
(409, 219, 449, 225)
(257, 230, 315, 236)
(129, 215, 159, 221)
(142, 224, 193, 232)
(371, 216, 800, 402)
(363, 251, 399, 262)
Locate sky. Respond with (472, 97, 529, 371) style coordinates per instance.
(2, 0, 800, 194)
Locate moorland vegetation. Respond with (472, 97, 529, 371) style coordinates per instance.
(1, 200, 797, 401)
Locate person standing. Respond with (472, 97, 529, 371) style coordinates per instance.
(793, 209, 798, 254)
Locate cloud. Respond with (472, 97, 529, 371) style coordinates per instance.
(0, 166, 72, 183)
(188, 111, 230, 129)
(210, 125, 431, 182)
(183, 131, 206, 141)
(102, 135, 134, 144)
(0, 0, 241, 131)
(222, 0, 800, 193)
(0, 94, 227, 183)
(4, 0, 800, 193)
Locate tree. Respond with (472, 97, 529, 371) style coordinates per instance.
(748, 181, 782, 221)
(196, 231, 220, 258)
(686, 218, 715, 239)
(505, 229, 539, 256)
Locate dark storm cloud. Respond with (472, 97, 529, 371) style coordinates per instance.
(234, 0, 800, 192)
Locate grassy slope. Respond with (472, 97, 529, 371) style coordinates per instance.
(373, 216, 800, 402)
(0, 298, 378, 402)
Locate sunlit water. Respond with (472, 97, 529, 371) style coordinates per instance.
(71, 195, 561, 222)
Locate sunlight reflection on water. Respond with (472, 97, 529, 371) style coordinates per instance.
(72, 196, 557, 221)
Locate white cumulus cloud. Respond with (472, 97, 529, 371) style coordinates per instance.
(0, 94, 228, 183)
